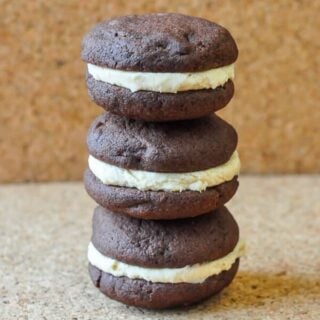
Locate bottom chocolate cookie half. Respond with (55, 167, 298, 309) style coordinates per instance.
(89, 259, 239, 309)
(84, 169, 239, 220)
(86, 74, 234, 122)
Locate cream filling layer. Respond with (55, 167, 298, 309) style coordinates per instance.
(88, 151, 240, 192)
(88, 240, 244, 284)
(87, 63, 234, 93)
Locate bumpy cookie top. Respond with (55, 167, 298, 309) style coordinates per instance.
(81, 13, 238, 72)
(92, 205, 239, 268)
(87, 112, 238, 172)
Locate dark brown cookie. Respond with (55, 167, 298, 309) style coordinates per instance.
(91, 205, 239, 268)
(89, 260, 239, 309)
(86, 74, 234, 121)
(87, 113, 237, 172)
(81, 13, 238, 72)
(84, 169, 238, 220)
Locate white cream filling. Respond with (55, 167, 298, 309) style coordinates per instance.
(88, 151, 240, 192)
(88, 240, 245, 284)
(87, 63, 234, 93)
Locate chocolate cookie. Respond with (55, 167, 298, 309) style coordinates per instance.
(91, 205, 239, 268)
(87, 112, 237, 172)
(89, 260, 239, 309)
(82, 13, 238, 121)
(84, 169, 239, 219)
(87, 206, 242, 308)
(81, 13, 238, 72)
(86, 74, 234, 122)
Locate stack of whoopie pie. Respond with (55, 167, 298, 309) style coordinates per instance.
(81, 13, 244, 309)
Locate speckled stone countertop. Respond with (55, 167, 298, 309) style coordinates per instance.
(1, 176, 319, 319)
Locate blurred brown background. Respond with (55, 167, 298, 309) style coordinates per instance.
(0, 0, 319, 182)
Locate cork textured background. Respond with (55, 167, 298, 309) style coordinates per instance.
(0, 0, 319, 182)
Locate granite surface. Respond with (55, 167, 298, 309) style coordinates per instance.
(1, 1, 320, 182)
(1, 175, 319, 319)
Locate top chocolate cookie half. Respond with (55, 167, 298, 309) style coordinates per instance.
(81, 13, 238, 72)
(87, 112, 238, 173)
